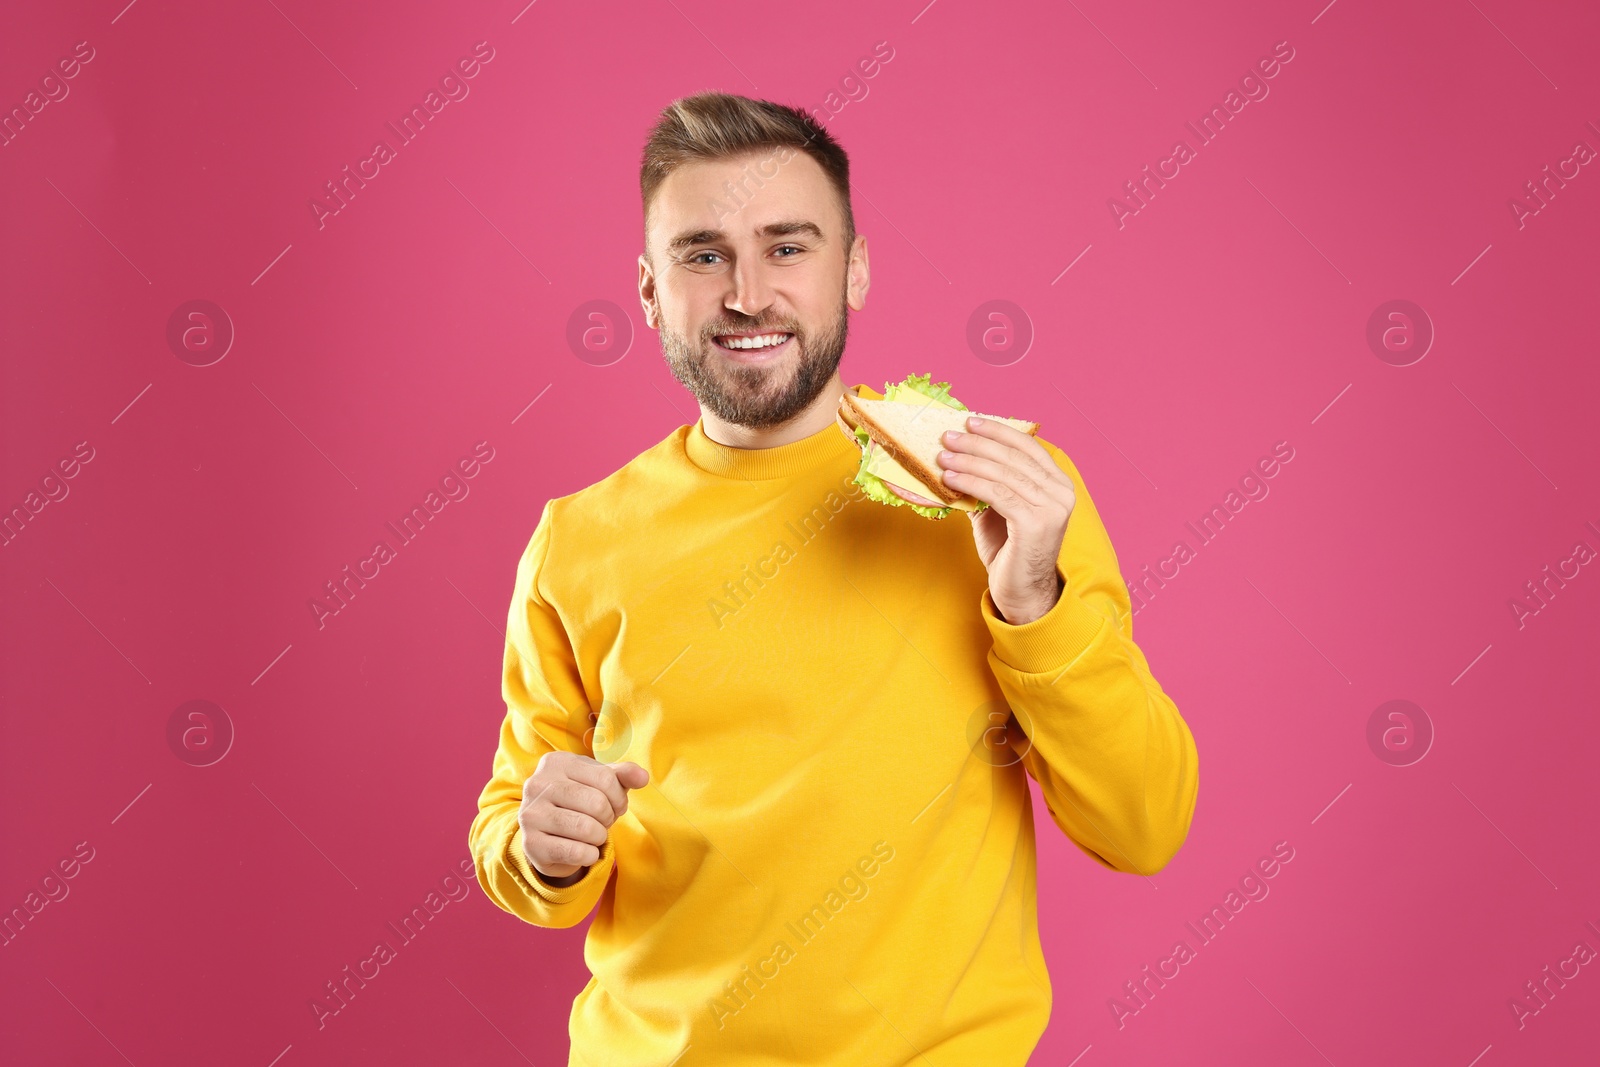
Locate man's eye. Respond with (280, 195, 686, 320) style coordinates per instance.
(688, 251, 723, 265)
(774, 245, 803, 257)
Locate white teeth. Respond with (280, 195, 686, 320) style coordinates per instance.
(719, 333, 791, 350)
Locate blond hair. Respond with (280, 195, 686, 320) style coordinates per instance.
(640, 91, 855, 253)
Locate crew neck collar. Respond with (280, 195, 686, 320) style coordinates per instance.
(684, 413, 859, 481)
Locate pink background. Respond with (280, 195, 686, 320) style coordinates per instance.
(4, 0, 1598, 1064)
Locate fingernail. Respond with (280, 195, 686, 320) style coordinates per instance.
(944, 430, 962, 443)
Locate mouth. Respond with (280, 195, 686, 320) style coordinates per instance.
(712, 331, 795, 363)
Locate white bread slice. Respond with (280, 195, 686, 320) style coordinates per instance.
(835, 398, 863, 446)
(838, 388, 975, 508)
(841, 394, 1039, 506)
(864, 441, 970, 508)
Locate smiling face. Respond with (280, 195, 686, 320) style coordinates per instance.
(639, 149, 869, 430)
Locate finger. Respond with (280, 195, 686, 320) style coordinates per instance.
(941, 430, 1064, 499)
(527, 829, 602, 869)
(544, 777, 618, 828)
(939, 466, 1043, 522)
(938, 451, 1048, 508)
(530, 797, 610, 846)
(611, 761, 650, 792)
(942, 432, 1075, 513)
(563, 757, 632, 820)
(958, 418, 1070, 487)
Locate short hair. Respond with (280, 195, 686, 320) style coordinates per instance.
(639, 91, 855, 256)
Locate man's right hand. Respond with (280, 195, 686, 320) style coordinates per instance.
(518, 750, 649, 885)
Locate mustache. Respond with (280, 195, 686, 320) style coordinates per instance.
(704, 319, 798, 338)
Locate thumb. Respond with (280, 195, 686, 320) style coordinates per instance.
(611, 761, 650, 790)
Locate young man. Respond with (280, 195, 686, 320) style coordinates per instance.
(469, 91, 1199, 1066)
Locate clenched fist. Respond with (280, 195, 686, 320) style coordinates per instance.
(518, 750, 649, 887)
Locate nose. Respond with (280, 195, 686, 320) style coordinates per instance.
(725, 256, 775, 320)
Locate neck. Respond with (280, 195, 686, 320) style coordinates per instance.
(700, 372, 847, 449)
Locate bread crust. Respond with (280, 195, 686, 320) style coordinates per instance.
(837, 388, 1040, 512)
(835, 385, 865, 447)
(840, 392, 972, 506)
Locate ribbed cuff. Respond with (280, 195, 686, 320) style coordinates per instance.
(981, 569, 1106, 675)
(509, 825, 611, 905)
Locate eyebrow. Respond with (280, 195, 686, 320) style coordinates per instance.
(665, 219, 825, 255)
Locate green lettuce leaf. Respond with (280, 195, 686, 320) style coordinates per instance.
(853, 462, 954, 520)
(847, 374, 990, 519)
(882, 372, 968, 410)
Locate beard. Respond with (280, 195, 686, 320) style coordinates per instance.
(659, 289, 849, 430)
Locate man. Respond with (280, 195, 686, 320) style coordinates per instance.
(469, 91, 1199, 1066)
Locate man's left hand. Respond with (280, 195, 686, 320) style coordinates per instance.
(937, 416, 1076, 626)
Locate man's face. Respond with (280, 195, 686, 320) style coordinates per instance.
(639, 149, 869, 429)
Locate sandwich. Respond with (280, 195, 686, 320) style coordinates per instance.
(837, 373, 1040, 520)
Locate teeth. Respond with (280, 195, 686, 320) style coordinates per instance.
(719, 333, 791, 350)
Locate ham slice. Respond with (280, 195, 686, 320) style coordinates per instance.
(862, 440, 947, 507)
(847, 394, 1038, 512)
(883, 480, 946, 507)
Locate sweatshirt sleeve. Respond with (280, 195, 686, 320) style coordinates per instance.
(979, 439, 1199, 876)
(468, 499, 617, 929)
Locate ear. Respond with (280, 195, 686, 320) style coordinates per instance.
(845, 234, 870, 312)
(638, 252, 660, 329)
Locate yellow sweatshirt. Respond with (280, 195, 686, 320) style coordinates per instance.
(468, 384, 1199, 1066)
